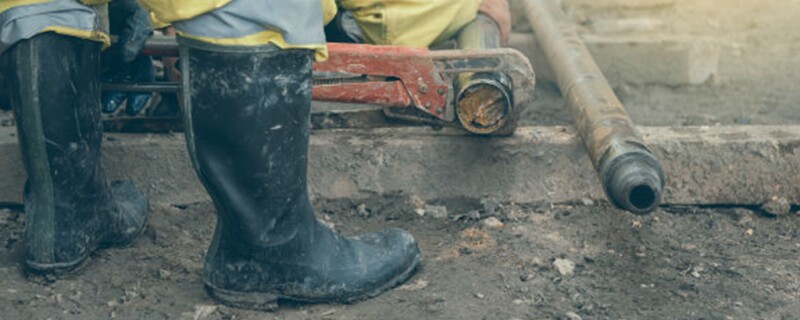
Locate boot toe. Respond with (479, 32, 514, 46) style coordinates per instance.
(105, 180, 149, 245)
(336, 228, 421, 302)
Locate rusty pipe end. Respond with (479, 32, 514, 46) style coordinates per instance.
(602, 151, 665, 214)
(456, 73, 513, 135)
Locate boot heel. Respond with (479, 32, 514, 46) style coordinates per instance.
(204, 283, 280, 311)
(25, 255, 90, 275)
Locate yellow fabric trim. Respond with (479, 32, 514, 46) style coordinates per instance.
(177, 30, 329, 61)
(137, 0, 232, 24)
(0, 0, 51, 12)
(144, 0, 335, 31)
(79, 0, 109, 5)
(322, 0, 338, 25)
(40, 26, 110, 49)
(340, 0, 481, 47)
(149, 12, 171, 30)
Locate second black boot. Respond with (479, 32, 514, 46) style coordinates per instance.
(2, 33, 149, 274)
(179, 39, 421, 310)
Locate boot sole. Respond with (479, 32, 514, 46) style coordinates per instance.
(25, 216, 149, 276)
(26, 255, 91, 276)
(205, 254, 421, 311)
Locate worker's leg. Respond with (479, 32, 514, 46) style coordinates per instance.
(136, 0, 420, 309)
(0, 1, 148, 274)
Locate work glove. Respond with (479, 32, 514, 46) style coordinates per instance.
(102, 0, 155, 115)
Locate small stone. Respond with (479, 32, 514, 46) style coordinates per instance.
(553, 258, 576, 276)
(426, 205, 448, 219)
(691, 265, 704, 278)
(191, 305, 217, 320)
(474, 293, 485, 299)
(565, 312, 583, 320)
(407, 194, 427, 210)
(467, 210, 481, 220)
(398, 279, 429, 291)
(157, 269, 172, 280)
(482, 217, 504, 229)
(414, 208, 426, 216)
(579, 198, 595, 206)
(762, 197, 791, 216)
(356, 204, 370, 218)
(745, 229, 753, 236)
(519, 273, 535, 282)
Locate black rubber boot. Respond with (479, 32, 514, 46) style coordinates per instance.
(2, 33, 149, 274)
(179, 39, 421, 310)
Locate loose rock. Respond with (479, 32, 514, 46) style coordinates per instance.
(482, 217, 505, 229)
(407, 194, 427, 210)
(553, 258, 576, 276)
(566, 312, 583, 320)
(398, 279, 429, 291)
(426, 205, 448, 219)
(761, 197, 791, 216)
(356, 204, 371, 218)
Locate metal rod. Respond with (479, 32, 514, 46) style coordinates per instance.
(138, 35, 179, 57)
(455, 14, 515, 134)
(522, 0, 665, 214)
(102, 82, 181, 93)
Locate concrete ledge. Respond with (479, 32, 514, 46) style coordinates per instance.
(509, 32, 720, 86)
(1, 125, 799, 206)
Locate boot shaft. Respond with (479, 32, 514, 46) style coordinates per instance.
(180, 39, 316, 249)
(2, 33, 115, 268)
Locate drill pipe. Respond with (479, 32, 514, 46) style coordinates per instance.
(522, 0, 664, 214)
(455, 14, 515, 135)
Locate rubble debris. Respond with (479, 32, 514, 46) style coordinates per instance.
(356, 203, 371, 218)
(426, 205, 449, 219)
(398, 279, 429, 291)
(553, 258, 576, 276)
(761, 196, 791, 216)
(482, 217, 505, 229)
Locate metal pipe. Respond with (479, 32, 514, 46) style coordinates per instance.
(455, 14, 514, 135)
(522, 0, 665, 214)
(102, 82, 180, 93)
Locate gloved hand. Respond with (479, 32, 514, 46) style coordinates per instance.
(113, 0, 153, 64)
(102, 0, 156, 115)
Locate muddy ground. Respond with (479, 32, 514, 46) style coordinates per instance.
(2, 0, 800, 319)
(1, 199, 799, 320)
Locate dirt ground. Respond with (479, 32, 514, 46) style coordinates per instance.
(1, 0, 800, 319)
(1, 199, 799, 320)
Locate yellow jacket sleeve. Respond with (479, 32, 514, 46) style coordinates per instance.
(339, 0, 481, 47)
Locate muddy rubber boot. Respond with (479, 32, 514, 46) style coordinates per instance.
(179, 39, 421, 310)
(2, 33, 149, 274)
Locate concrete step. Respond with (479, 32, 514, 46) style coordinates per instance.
(1, 125, 797, 207)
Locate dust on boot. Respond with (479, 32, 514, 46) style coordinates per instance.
(2, 33, 149, 274)
(179, 39, 421, 310)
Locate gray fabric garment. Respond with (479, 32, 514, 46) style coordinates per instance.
(173, 0, 326, 46)
(0, 0, 102, 53)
